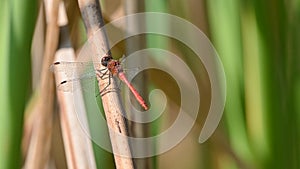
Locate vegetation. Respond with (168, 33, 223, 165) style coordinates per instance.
(0, 0, 299, 168)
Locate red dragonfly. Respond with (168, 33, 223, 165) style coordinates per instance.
(51, 55, 148, 110)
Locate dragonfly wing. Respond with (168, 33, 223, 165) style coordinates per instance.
(50, 61, 97, 79)
(50, 61, 100, 93)
(55, 73, 97, 93)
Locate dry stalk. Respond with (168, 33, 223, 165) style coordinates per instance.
(23, 0, 60, 168)
(77, 0, 135, 169)
(52, 1, 97, 168)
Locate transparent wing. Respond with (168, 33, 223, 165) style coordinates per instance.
(50, 61, 101, 93)
(50, 61, 100, 79)
(121, 67, 141, 82)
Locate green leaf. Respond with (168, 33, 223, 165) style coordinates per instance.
(0, 0, 38, 168)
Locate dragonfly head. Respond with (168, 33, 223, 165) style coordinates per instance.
(101, 55, 112, 67)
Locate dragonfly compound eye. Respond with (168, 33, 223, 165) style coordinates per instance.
(101, 56, 111, 67)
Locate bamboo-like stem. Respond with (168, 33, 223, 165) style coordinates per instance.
(53, 2, 97, 169)
(77, 0, 134, 169)
(23, 0, 59, 168)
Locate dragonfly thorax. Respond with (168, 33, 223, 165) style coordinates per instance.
(107, 60, 122, 75)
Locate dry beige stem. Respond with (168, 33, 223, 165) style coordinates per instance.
(23, 0, 60, 168)
(77, 0, 135, 169)
(54, 48, 97, 169)
(51, 2, 97, 168)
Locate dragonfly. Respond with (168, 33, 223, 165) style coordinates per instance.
(51, 54, 149, 110)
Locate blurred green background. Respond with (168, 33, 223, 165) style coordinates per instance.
(0, 0, 299, 169)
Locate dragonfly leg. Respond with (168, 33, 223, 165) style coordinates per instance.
(98, 72, 112, 96)
(96, 69, 110, 80)
(98, 73, 120, 97)
(98, 68, 108, 74)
